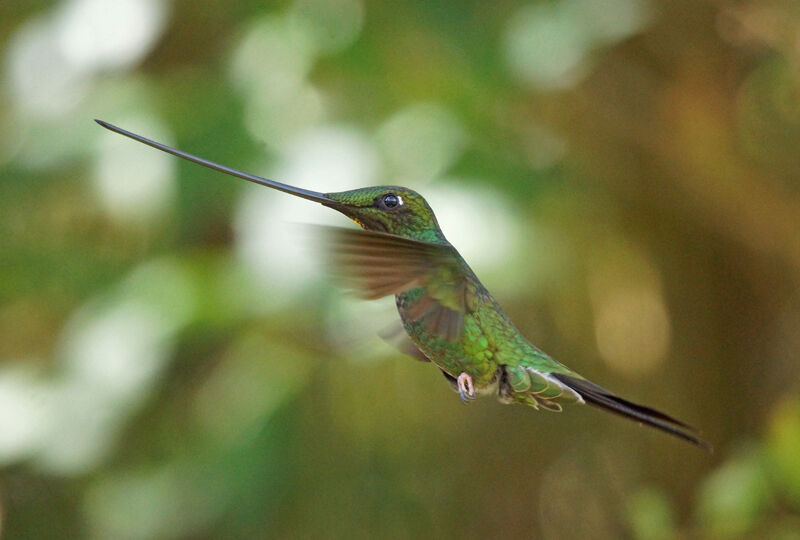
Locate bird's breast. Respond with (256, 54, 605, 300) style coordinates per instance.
(395, 288, 499, 386)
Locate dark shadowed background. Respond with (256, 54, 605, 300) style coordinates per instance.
(1, 0, 800, 538)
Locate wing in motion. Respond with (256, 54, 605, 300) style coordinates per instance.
(321, 226, 470, 342)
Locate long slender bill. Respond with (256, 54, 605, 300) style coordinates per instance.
(95, 120, 337, 205)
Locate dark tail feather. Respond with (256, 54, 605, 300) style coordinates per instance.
(553, 374, 712, 451)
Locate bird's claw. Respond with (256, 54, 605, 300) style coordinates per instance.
(457, 372, 476, 402)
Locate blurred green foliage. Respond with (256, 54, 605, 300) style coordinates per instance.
(1, 0, 800, 538)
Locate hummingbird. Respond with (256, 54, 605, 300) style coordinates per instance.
(96, 119, 709, 449)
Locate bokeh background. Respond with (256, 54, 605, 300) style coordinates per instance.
(2, 0, 800, 538)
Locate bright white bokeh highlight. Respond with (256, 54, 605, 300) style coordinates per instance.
(93, 118, 175, 225)
(229, 15, 316, 103)
(229, 15, 326, 151)
(6, 16, 89, 117)
(60, 300, 181, 407)
(0, 259, 196, 474)
(503, 0, 652, 91)
(426, 182, 519, 273)
(280, 126, 381, 191)
(504, 2, 590, 91)
(4, 0, 167, 118)
(57, 0, 167, 73)
(376, 103, 467, 182)
(234, 125, 380, 303)
(0, 367, 51, 463)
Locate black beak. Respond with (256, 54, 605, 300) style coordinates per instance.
(95, 120, 339, 206)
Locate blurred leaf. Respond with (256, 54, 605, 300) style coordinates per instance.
(696, 447, 772, 538)
(767, 397, 800, 508)
(626, 486, 676, 540)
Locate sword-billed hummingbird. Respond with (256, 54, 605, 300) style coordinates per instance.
(96, 120, 709, 449)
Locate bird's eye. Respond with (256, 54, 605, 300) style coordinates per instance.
(381, 193, 402, 209)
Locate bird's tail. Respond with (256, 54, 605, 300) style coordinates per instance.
(552, 373, 711, 451)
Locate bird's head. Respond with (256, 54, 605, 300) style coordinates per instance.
(323, 186, 445, 243)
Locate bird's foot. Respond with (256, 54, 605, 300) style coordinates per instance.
(457, 372, 476, 402)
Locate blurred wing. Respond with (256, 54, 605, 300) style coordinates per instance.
(321, 226, 469, 342)
(379, 323, 431, 362)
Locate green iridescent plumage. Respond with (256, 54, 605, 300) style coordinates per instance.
(321, 190, 590, 411)
(96, 120, 710, 449)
